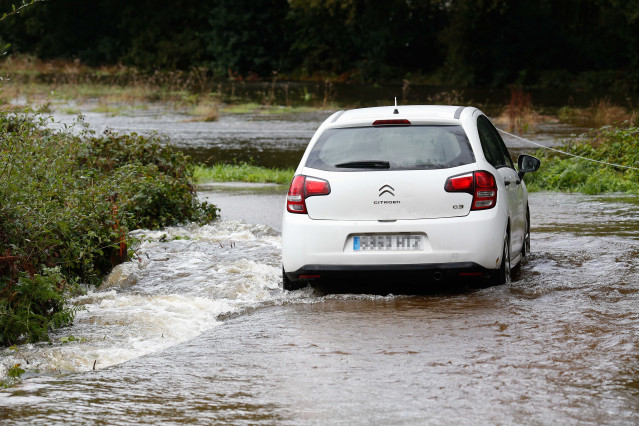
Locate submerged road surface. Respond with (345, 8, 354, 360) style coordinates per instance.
(1, 189, 638, 425)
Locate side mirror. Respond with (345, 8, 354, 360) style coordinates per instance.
(517, 154, 541, 180)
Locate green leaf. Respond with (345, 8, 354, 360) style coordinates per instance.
(8, 364, 25, 378)
(60, 335, 77, 343)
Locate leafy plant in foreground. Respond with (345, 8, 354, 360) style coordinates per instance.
(0, 107, 218, 346)
(0, 268, 78, 345)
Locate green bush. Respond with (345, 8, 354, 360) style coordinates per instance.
(526, 126, 639, 194)
(0, 268, 78, 345)
(0, 108, 218, 346)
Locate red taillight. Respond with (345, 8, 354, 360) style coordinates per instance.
(287, 175, 307, 213)
(286, 175, 331, 214)
(445, 171, 497, 210)
(372, 119, 411, 126)
(305, 178, 330, 196)
(473, 171, 496, 210)
(444, 174, 474, 192)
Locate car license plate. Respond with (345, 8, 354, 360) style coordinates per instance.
(353, 234, 423, 251)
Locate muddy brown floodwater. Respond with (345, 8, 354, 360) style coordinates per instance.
(0, 188, 637, 425)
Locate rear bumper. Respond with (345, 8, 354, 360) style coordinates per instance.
(282, 209, 507, 274)
(285, 262, 493, 285)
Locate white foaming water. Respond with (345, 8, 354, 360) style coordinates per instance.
(0, 220, 311, 379)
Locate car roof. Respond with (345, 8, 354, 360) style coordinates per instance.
(328, 105, 468, 127)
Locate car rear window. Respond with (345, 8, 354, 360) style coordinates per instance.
(305, 125, 475, 171)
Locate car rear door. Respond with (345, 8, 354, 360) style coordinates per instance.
(302, 168, 476, 221)
(476, 115, 525, 251)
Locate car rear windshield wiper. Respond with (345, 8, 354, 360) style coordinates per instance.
(335, 161, 390, 169)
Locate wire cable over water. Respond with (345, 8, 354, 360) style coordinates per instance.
(498, 128, 639, 171)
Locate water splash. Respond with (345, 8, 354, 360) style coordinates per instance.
(0, 220, 311, 378)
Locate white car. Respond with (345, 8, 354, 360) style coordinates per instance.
(282, 105, 540, 291)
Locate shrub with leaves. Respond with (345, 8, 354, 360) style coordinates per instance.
(525, 126, 639, 194)
(0, 268, 78, 345)
(0, 108, 218, 346)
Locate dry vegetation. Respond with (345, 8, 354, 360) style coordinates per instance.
(492, 88, 543, 133)
(559, 98, 637, 127)
(0, 55, 223, 120)
(3, 56, 638, 128)
(493, 89, 638, 134)
(0, 56, 341, 120)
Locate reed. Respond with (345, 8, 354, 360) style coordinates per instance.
(502, 88, 540, 133)
(558, 98, 635, 127)
(588, 98, 631, 127)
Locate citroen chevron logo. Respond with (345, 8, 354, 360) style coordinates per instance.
(379, 184, 395, 197)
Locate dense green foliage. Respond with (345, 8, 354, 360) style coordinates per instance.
(0, 0, 637, 90)
(286, 0, 446, 81)
(526, 127, 639, 194)
(0, 108, 218, 346)
(0, 268, 77, 345)
(194, 163, 295, 185)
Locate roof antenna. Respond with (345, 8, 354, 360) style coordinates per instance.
(393, 97, 399, 114)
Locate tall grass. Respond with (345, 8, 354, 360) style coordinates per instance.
(0, 55, 341, 114)
(0, 55, 223, 112)
(194, 163, 295, 184)
(499, 88, 540, 133)
(558, 98, 636, 127)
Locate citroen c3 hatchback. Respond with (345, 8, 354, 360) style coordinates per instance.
(282, 105, 540, 290)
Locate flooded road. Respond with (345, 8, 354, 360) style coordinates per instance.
(2, 106, 637, 423)
(1, 189, 638, 424)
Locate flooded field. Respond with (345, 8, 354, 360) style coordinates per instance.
(0, 188, 638, 425)
(46, 104, 580, 168)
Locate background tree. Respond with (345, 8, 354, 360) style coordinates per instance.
(286, 0, 446, 80)
(203, 0, 289, 77)
(0, 0, 637, 90)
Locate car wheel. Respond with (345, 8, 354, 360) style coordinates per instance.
(282, 268, 303, 291)
(495, 235, 511, 285)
